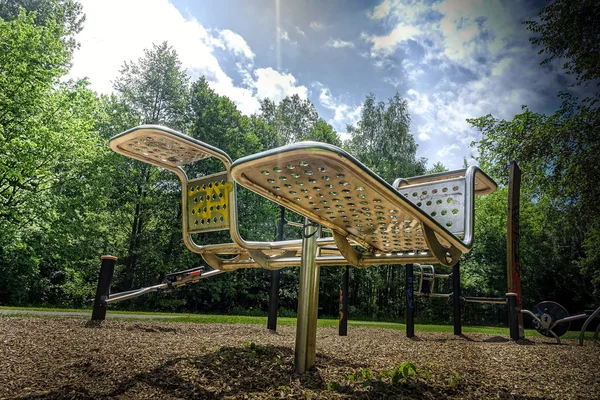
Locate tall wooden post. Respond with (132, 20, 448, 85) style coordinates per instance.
(339, 265, 349, 336)
(452, 262, 462, 335)
(507, 161, 524, 339)
(91, 256, 117, 322)
(405, 264, 414, 337)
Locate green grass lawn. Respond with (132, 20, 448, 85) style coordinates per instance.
(1, 305, 595, 341)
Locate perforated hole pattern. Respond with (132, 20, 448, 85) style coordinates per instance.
(186, 173, 232, 233)
(398, 178, 465, 235)
(241, 156, 431, 253)
(119, 133, 211, 166)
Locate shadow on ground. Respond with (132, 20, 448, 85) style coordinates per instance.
(9, 341, 509, 400)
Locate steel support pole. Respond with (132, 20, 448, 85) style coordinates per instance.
(507, 292, 520, 341)
(406, 263, 415, 338)
(91, 255, 117, 322)
(339, 265, 349, 336)
(452, 262, 462, 335)
(295, 218, 321, 373)
(267, 206, 285, 331)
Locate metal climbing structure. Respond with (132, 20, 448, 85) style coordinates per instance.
(93, 124, 506, 372)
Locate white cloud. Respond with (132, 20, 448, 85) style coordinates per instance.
(309, 21, 324, 30)
(313, 82, 362, 137)
(436, 143, 460, 158)
(492, 57, 512, 76)
(253, 68, 308, 103)
(68, 0, 310, 116)
(406, 89, 433, 115)
(325, 38, 355, 49)
(370, 0, 392, 19)
(217, 29, 255, 61)
(362, 25, 421, 56)
(278, 28, 297, 45)
(295, 26, 306, 36)
(418, 131, 431, 142)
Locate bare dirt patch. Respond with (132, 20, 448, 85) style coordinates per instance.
(1, 317, 598, 399)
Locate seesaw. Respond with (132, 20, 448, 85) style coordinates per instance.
(91, 125, 497, 372)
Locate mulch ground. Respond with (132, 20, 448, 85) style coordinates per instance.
(1, 317, 599, 399)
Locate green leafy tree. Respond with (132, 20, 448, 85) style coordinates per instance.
(0, 0, 84, 52)
(525, 0, 600, 87)
(259, 95, 332, 144)
(427, 162, 449, 174)
(103, 42, 190, 290)
(346, 92, 426, 183)
(469, 0, 600, 302)
(0, 6, 103, 305)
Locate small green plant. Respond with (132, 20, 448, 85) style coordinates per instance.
(327, 381, 341, 391)
(448, 371, 462, 388)
(348, 362, 430, 387)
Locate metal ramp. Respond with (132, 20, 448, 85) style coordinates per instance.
(230, 142, 496, 267)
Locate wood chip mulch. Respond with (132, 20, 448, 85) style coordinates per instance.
(0, 317, 599, 399)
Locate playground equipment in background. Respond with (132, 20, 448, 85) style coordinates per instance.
(92, 124, 499, 372)
(520, 301, 600, 345)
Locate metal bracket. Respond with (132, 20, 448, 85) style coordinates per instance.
(423, 225, 461, 266)
(332, 231, 367, 268)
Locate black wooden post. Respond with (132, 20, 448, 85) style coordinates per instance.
(507, 161, 524, 339)
(339, 265, 349, 336)
(406, 263, 414, 337)
(507, 292, 520, 341)
(452, 262, 462, 335)
(91, 255, 117, 321)
(267, 206, 285, 331)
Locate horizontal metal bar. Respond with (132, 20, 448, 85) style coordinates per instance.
(217, 253, 440, 269)
(106, 283, 168, 304)
(463, 296, 507, 305)
(555, 314, 589, 324)
(416, 292, 451, 298)
(106, 269, 227, 305)
(285, 220, 332, 233)
(413, 272, 450, 279)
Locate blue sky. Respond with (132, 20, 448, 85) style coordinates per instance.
(68, 0, 587, 169)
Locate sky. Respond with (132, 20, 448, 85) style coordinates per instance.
(68, 0, 584, 170)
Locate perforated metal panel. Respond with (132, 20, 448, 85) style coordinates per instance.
(232, 149, 439, 253)
(398, 178, 465, 235)
(187, 172, 232, 233)
(120, 133, 211, 167)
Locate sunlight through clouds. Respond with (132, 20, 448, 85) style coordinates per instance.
(69, 0, 308, 116)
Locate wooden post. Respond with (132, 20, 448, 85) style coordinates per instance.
(339, 266, 349, 336)
(405, 264, 414, 337)
(452, 262, 462, 335)
(90, 256, 117, 322)
(507, 161, 524, 339)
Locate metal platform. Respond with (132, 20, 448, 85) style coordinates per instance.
(231, 142, 496, 266)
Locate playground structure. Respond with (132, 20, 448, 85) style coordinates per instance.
(91, 125, 597, 372)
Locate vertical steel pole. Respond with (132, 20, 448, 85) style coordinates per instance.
(91, 255, 117, 321)
(295, 218, 321, 373)
(339, 265, 349, 336)
(267, 206, 285, 331)
(452, 262, 462, 335)
(507, 292, 520, 341)
(507, 161, 524, 339)
(405, 263, 415, 338)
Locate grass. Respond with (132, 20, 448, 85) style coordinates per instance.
(1, 306, 595, 341)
